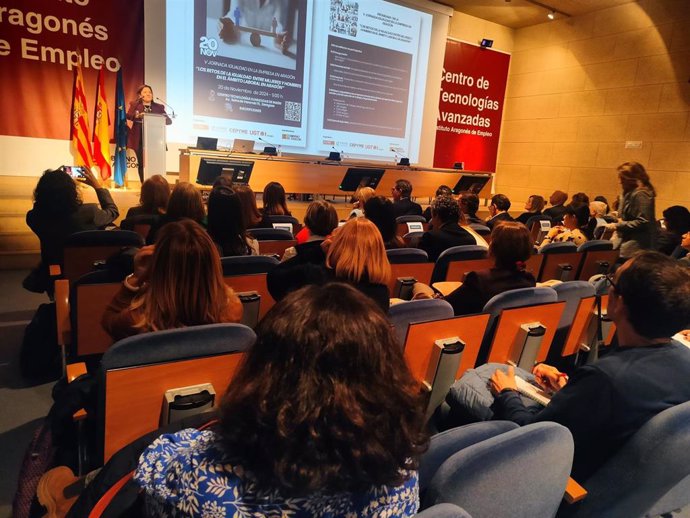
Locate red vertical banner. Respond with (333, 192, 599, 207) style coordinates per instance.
(0, 0, 143, 140)
(433, 39, 510, 172)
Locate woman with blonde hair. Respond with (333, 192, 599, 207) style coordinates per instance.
(103, 219, 242, 341)
(325, 217, 391, 311)
(348, 186, 376, 218)
(606, 161, 657, 257)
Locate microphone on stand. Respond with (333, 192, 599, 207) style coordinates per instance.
(327, 146, 342, 162)
(258, 137, 279, 156)
(155, 97, 177, 118)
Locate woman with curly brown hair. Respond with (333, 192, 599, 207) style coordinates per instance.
(135, 283, 428, 517)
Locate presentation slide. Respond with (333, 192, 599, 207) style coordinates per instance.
(166, 0, 432, 163)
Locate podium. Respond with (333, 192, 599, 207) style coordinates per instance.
(142, 113, 167, 181)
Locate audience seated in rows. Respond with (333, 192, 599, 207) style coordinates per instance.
(539, 203, 589, 249)
(657, 205, 690, 256)
(364, 195, 405, 249)
(417, 195, 475, 262)
(135, 283, 428, 517)
(25, 167, 119, 295)
(349, 186, 376, 219)
(458, 191, 484, 225)
(485, 252, 690, 481)
(234, 184, 262, 229)
(485, 194, 514, 230)
(543, 190, 568, 223)
(268, 218, 391, 312)
(391, 179, 423, 218)
(146, 182, 205, 244)
(515, 194, 545, 225)
(207, 185, 259, 257)
(103, 219, 242, 341)
(125, 175, 170, 218)
(423, 185, 453, 222)
(282, 200, 338, 262)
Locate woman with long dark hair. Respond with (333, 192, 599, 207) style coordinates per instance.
(135, 283, 427, 516)
(207, 185, 259, 256)
(103, 219, 242, 341)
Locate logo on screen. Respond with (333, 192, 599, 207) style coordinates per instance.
(199, 37, 218, 57)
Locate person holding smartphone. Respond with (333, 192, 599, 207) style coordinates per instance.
(25, 167, 119, 295)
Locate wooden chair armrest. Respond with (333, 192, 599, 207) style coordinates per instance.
(66, 362, 87, 382)
(49, 264, 62, 277)
(66, 362, 88, 421)
(564, 477, 587, 504)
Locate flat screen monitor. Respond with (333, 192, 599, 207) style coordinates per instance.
(196, 158, 254, 186)
(195, 136, 218, 150)
(452, 174, 491, 195)
(339, 168, 385, 192)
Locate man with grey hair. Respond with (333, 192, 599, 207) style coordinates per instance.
(417, 194, 474, 261)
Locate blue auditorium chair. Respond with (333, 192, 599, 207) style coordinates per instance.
(388, 299, 454, 346)
(422, 422, 574, 518)
(431, 245, 489, 284)
(566, 401, 690, 518)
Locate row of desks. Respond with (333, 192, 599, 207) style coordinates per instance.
(179, 149, 494, 198)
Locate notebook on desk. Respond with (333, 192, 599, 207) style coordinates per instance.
(232, 138, 255, 153)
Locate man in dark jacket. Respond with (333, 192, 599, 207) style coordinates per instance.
(486, 194, 514, 230)
(543, 190, 568, 223)
(417, 194, 475, 262)
(391, 179, 423, 218)
(489, 252, 690, 482)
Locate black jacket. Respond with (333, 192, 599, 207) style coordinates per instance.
(486, 212, 514, 230)
(417, 222, 475, 262)
(392, 198, 423, 218)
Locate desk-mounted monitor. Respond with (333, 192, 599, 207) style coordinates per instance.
(197, 158, 254, 186)
(339, 168, 385, 192)
(452, 174, 491, 195)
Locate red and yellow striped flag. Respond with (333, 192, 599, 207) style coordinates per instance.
(93, 67, 111, 180)
(70, 64, 94, 168)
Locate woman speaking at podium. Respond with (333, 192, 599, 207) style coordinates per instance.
(126, 84, 172, 183)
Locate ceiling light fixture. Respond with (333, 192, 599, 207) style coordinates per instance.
(547, 10, 555, 20)
(522, 0, 571, 20)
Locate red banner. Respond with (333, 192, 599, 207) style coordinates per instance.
(0, 0, 144, 140)
(433, 39, 510, 172)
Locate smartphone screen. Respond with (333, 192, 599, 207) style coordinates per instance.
(64, 166, 86, 179)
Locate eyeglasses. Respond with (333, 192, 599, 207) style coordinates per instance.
(604, 273, 618, 291)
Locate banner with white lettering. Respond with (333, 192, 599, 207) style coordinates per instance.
(433, 39, 509, 172)
(0, 0, 143, 139)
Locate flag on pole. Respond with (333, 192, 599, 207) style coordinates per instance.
(113, 68, 128, 187)
(93, 67, 111, 181)
(70, 64, 94, 168)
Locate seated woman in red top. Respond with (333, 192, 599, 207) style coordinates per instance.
(102, 219, 242, 341)
(445, 221, 536, 316)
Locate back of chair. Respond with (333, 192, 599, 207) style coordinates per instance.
(468, 223, 490, 236)
(397, 215, 428, 223)
(220, 255, 279, 275)
(388, 299, 454, 347)
(431, 245, 489, 284)
(249, 228, 294, 241)
(258, 239, 297, 258)
(63, 230, 144, 283)
(98, 324, 256, 463)
(387, 248, 430, 264)
(479, 287, 558, 365)
(538, 242, 582, 282)
(577, 246, 618, 281)
(262, 214, 301, 235)
(423, 422, 573, 518)
(571, 401, 690, 518)
(549, 281, 596, 362)
(120, 214, 160, 240)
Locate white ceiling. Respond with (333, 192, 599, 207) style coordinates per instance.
(435, 0, 636, 28)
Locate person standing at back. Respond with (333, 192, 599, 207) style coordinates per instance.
(606, 161, 657, 258)
(391, 179, 422, 218)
